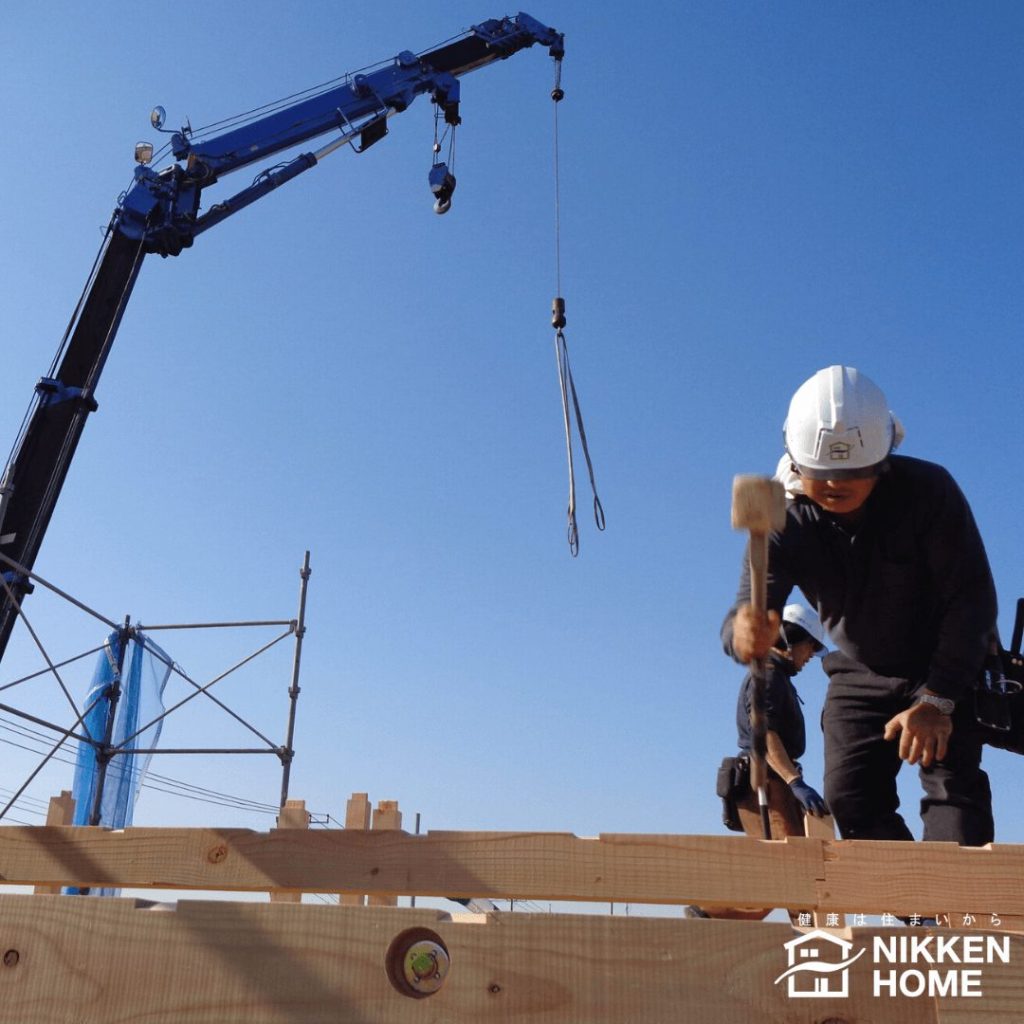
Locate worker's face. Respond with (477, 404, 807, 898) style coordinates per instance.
(799, 474, 879, 516)
(789, 639, 817, 673)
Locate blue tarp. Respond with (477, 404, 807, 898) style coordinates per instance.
(68, 630, 171, 895)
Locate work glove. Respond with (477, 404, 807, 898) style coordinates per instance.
(788, 777, 828, 817)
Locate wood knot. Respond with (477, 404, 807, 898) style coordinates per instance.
(3, 950, 19, 968)
(207, 844, 229, 864)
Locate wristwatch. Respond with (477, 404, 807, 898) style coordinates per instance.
(917, 693, 955, 716)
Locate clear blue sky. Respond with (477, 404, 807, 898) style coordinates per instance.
(2, 1, 1022, 862)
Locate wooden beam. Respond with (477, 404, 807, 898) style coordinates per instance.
(803, 811, 836, 927)
(816, 840, 1024, 917)
(0, 828, 823, 907)
(340, 792, 371, 906)
(269, 799, 309, 903)
(32, 791, 74, 896)
(2, 827, 1023, 918)
(0, 894, 1020, 1022)
(367, 800, 402, 907)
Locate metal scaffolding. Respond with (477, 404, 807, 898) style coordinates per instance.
(0, 550, 312, 824)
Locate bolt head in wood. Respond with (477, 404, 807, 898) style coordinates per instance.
(403, 941, 449, 993)
(386, 928, 450, 998)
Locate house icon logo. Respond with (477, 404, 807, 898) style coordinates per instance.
(827, 441, 853, 461)
(774, 929, 866, 998)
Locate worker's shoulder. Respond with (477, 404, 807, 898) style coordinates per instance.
(886, 454, 960, 492)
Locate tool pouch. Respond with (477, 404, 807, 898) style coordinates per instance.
(973, 647, 1024, 756)
(716, 754, 750, 832)
(974, 602, 1024, 755)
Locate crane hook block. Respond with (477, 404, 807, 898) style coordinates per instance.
(552, 296, 566, 329)
(429, 162, 457, 215)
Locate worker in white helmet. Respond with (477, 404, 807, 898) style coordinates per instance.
(732, 604, 829, 839)
(722, 366, 997, 846)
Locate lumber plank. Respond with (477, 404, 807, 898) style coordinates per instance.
(32, 792, 74, 896)
(367, 799, 402, 907)
(818, 840, 1024, 916)
(2, 827, 1024, 919)
(6, 894, 1019, 1023)
(0, 827, 826, 906)
(340, 792, 370, 905)
(269, 799, 308, 903)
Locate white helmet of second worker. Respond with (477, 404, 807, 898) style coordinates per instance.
(782, 603, 827, 655)
(784, 365, 904, 480)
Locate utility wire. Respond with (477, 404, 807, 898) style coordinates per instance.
(0, 716, 296, 819)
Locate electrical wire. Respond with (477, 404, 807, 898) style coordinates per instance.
(0, 714, 292, 819)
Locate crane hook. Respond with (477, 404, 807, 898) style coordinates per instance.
(429, 162, 456, 215)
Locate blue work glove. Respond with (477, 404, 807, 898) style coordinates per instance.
(789, 777, 828, 817)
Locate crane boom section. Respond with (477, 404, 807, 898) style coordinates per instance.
(181, 13, 563, 180)
(0, 12, 562, 664)
(119, 13, 563, 256)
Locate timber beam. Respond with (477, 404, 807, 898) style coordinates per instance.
(0, 826, 1023, 917)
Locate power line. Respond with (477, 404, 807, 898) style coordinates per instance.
(0, 714, 322, 820)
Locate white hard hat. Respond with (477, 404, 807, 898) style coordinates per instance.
(783, 366, 902, 480)
(782, 603, 827, 653)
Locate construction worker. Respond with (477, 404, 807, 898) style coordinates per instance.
(733, 603, 828, 839)
(723, 366, 997, 846)
(686, 605, 829, 924)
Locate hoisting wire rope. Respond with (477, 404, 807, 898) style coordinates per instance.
(432, 103, 457, 175)
(550, 58, 604, 556)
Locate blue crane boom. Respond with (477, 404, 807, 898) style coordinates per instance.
(0, 13, 563, 661)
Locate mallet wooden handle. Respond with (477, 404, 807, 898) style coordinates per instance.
(731, 475, 786, 820)
(747, 533, 771, 794)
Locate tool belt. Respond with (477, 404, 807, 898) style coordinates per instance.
(716, 754, 750, 832)
(972, 598, 1024, 755)
(973, 645, 1024, 756)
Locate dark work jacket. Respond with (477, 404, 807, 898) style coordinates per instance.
(722, 456, 996, 701)
(736, 651, 806, 759)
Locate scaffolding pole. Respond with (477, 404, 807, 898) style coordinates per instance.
(88, 617, 130, 826)
(279, 551, 311, 807)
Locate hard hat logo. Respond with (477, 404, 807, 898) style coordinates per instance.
(827, 441, 853, 461)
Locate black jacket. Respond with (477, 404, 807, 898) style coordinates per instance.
(736, 651, 806, 759)
(722, 455, 996, 700)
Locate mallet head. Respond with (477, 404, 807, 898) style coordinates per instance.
(731, 475, 786, 534)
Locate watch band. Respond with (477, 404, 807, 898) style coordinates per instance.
(917, 693, 955, 716)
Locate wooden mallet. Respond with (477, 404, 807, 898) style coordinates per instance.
(731, 474, 787, 839)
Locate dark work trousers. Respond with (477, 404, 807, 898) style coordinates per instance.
(821, 654, 993, 845)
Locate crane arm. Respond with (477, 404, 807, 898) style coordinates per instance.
(120, 13, 563, 256)
(0, 12, 562, 663)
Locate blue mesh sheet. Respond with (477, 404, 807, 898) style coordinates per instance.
(67, 630, 171, 895)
